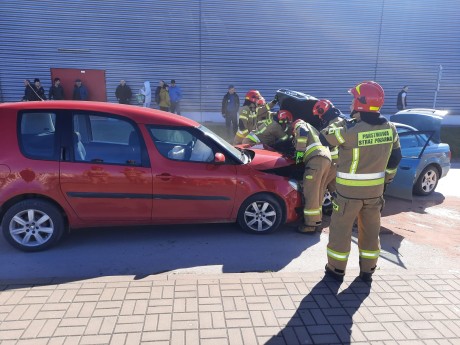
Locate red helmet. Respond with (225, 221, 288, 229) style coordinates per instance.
(313, 99, 333, 118)
(257, 97, 266, 106)
(245, 90, 261, 103)
(278, 110, 293, 123)
(348, 81, 385, 113)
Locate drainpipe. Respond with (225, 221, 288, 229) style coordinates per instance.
(433, 65, 443, 109)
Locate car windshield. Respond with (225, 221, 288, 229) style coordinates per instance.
(198, 125, 250, 164)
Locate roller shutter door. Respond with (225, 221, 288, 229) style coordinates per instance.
(1, 0, 459, 116)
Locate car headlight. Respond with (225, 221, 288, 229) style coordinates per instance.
(288, 179, 299, 191)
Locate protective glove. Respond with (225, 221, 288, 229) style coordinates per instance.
(295, 151, 305, 164)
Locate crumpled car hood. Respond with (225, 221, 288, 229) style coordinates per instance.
(247, 148, 293, 170)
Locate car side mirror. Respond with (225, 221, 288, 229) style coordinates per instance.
(214, 152, 226, 164)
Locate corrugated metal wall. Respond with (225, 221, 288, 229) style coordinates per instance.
(1, 0, 459, 118)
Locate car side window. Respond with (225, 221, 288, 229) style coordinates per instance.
(72, 113, 142, 165)
(149, 127, 214, 163)
(398, 132, 425, 158)
(19, 112, 57, 160)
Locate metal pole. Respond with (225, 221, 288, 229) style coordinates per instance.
(433, 65, 443, 109)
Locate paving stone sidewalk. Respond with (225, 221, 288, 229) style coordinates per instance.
(0, 270, 459, 345)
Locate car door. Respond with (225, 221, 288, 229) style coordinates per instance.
(147, 126, 238, 220)
(59, 111, 153, 221)
(385, 130, 433, 200)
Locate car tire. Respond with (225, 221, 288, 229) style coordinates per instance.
(237, 194, 283, 234)
(322, 190, 333, 216)
(413, 165, 439, 196)
(2, 199, 64, 252)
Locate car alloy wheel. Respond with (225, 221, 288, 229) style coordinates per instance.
(414, 165, 439, 196)
(238, 194, 283, 234)
(2, 200, 64, 252)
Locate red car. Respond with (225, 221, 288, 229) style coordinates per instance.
(0, 101, 302, 251)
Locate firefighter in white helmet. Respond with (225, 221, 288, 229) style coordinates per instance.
(319, 81, 402, 282)
(292, 119, 331, 233)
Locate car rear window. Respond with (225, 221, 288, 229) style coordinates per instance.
(19, 112, 57, 160)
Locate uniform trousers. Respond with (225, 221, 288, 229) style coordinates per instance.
(327, 194, 384, 274)
(325, 160, 337, 194)
(302, 155, 331, 227)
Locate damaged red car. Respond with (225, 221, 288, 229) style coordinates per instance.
(0, 101, 302, 251)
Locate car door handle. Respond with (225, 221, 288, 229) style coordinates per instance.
(156, 173, 172, 181)
(399, 166, 411, 170)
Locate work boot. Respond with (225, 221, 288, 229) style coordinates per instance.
(359, 271, 373, 283)
(297, 225, 317, 233)
(325, 264, 344, 282)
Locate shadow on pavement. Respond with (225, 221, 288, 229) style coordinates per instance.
(265, 275, 371, 344)
(0, 223, 321, 288)
(382, 193, 445, 218)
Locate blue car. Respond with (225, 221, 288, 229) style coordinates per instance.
(385, 109, 451, 200)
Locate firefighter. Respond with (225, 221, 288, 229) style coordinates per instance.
(312, 99, 346, 195)
(293, 119, 331, 233)
(256, 96, 277, 125)
(319, 81, 402, 282)
(233, 90, 261, 145)
(242, 110, 293, 152)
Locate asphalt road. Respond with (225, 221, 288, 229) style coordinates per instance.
(1, 164, 458, 282)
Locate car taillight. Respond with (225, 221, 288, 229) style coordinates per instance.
(448, 151, 451, 161)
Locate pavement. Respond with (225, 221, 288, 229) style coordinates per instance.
(0, 167, 459, 344)
(0, 270, 459, 345)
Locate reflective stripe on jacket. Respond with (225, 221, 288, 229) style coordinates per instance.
(245, 118, 289, 147)
(320, 116, 400, 199)
(294, 121, 331, 162)
(237, 105, 257, 139)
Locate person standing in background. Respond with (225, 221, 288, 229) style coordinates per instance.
(23, 78, 46, 101)
(221, 85, 240, 136)
(140, 81, 152, 108)
(72, 79, 88, 100)
(168, 79, 182, 114)
(115, 80, 132, 104)
(159, 82, 170, 111)
(155, 80, 164, 108)
(397, 85, 408, 110)
(22, 79, 32, 101)
(49, 77, 65, 100)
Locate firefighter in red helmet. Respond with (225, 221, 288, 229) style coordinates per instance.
(292, 118, 331, 233)
(242, 110, 293, 152)
(256, 96, 278, 125)
(312, 99, 346, 196)
(233, 90, 261, 145)
(319, 81, 402, 282)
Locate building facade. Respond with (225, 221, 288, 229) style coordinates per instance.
(1, 0, 459, 120)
